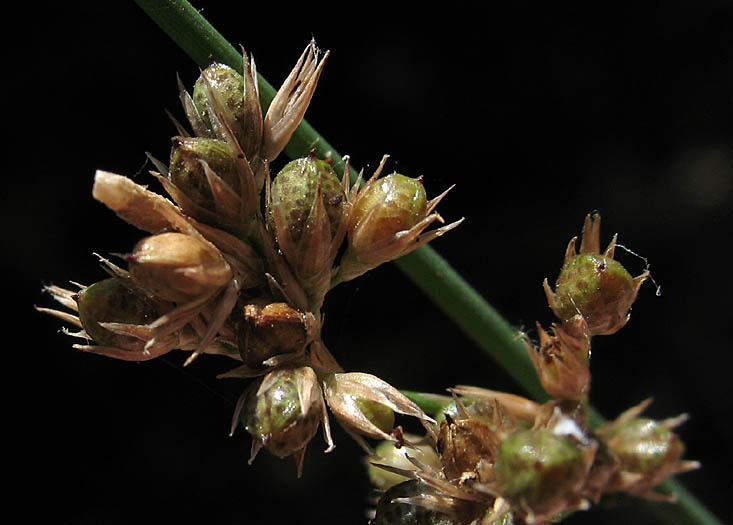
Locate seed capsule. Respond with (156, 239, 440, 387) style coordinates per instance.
(268, 155, 347, 299)
(168, 137, 240, 217)
(242, 367, 322, 461)
(322, 372, 435, 446)
(606, 417, 684, 476)
(544, 214, 648, 335)
(355, 397, 395, 435)
(128, 232, 232, 302)
(269, 156, 345, 242)
(335, 161, 462, 284)
(77, 278, 158, 349)
(552, 254, 636, 333)
(238, 300, 312, 367)
(193, 64, 246, 137)
(595, 399, 700, 500)
(349, 173, 427, 260)
(494, 429, 586, 518)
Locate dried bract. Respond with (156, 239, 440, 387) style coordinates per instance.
(524, 317, 591, 401)
(323, 372, 436, 451)
(262, 40, 329, 161)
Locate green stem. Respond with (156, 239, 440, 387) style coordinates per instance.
(134, 2, 719, 523)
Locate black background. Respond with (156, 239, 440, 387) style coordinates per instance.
(12, 2, 733, 523)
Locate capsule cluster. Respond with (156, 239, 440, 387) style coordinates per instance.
(38, 41, 461, 476)
(367, 216, 699, 524)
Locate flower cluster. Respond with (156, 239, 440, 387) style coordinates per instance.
(38, 41, 461, 476)
(367, 215, 699, 524)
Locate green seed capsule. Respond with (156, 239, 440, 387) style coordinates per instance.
(349, 173, 427, 256)
(193, 63, 246, 141)
(269, 156, 344, 242)
(495, 429, 585, 516)
(354, 397, 395, 434)
(77, 278, 158, 348)
(169, 137, 240, 212)
(552, 253, 636, 334)
(243, 368, 321, 459)
(605, 418, 685, 475)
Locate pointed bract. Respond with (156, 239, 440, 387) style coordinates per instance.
(262, 41, 329, 161)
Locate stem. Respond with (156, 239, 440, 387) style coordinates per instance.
(134, 2, 720, 523)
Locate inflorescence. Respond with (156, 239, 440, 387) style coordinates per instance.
(39, 40, 697, 523)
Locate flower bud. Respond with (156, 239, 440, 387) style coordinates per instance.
(128, 232, 232, 302)
(76, 278, 159, 350)
(168, 137, 240, 220)
(544, 214, 648, 335)
(494, 429, 586, 519)
(238, 300, 314, 367)
(336, 162, 462, 284)
(241, 367, 322, 463)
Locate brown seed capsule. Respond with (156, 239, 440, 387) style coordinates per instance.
(128, 232, 232, 302)
(238, 300, 313, 367)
